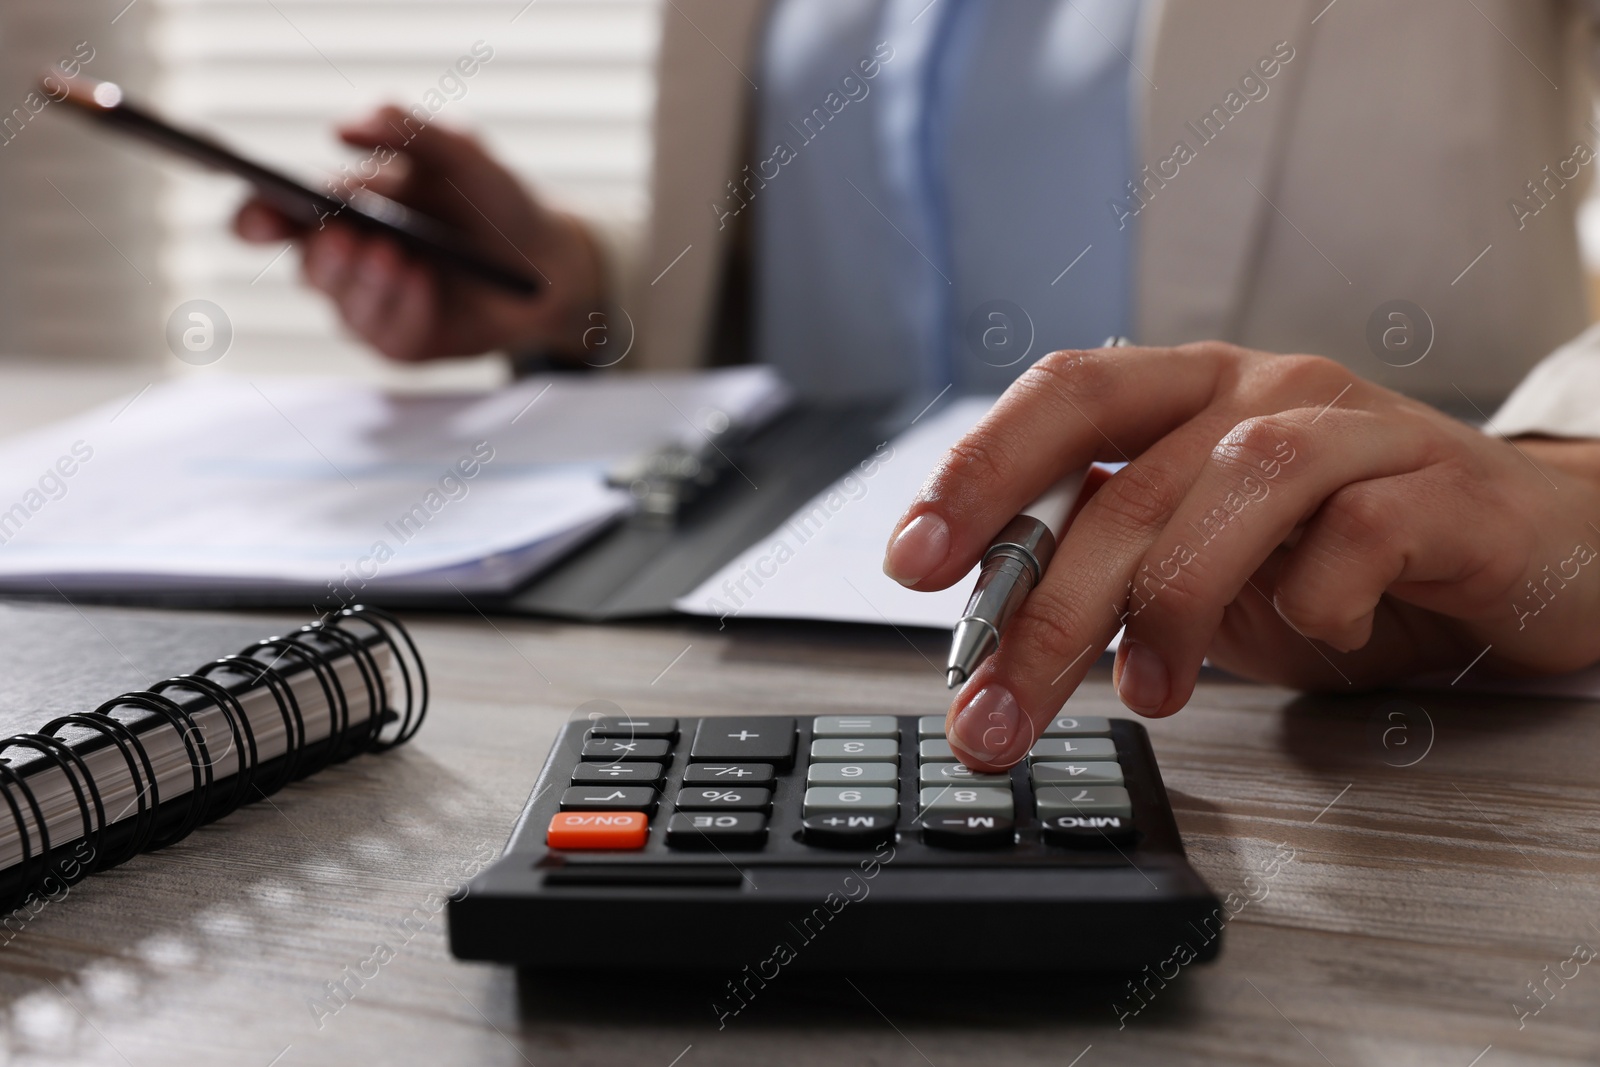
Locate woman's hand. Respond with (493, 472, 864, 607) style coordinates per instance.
(234, 106, 605, 362)
(882, 342, 1600, 771)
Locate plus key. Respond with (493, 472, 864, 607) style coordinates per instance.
(689, 717, 796, 767)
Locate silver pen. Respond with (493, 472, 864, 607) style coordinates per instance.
(944, 337, 1131, 689)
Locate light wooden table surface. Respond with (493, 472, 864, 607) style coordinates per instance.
(0, 604, 1597, 1067)
(1, 362, 1598, 1065)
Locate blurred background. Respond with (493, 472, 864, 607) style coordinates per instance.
(6, 0, 1600, 393)
(0, 0, 661, 389)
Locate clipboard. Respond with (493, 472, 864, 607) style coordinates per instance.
(505, 402, 896, 620)
(27, 402, 899, 621)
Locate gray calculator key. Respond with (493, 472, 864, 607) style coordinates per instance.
(1041, 812, 1135, 846)
(917, 715, 946, 738)
(1028, 737, 1117, 762)
(803, 787, 898, 821)
(1035, 785, 1133, 819)
(918, 762, 1010, 787)
(1040, 715, 1112, 737)
(810, 738, 898, 761)
(918, 738, 955, 761)
(918, 786, 1014, 817)
(807, 762, 899, 786)
(1030, 761, 1124, 787)
(812, 716, 899, 738)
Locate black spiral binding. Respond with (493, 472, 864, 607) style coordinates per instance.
(0, 605, 427, 913)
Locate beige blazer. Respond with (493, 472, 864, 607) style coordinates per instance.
(596, 0, 1600, 429)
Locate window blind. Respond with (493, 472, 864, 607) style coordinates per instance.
(0, 2, 164, 364)
(148, 0, 663, 383)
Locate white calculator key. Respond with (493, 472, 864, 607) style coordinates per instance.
(806, 762, 898, 786)
(803, 787, 898, 821)
(810, 738, 897, 761)
(1040, 715, 1112, 737)
(812, 716, 899, 738)
(918, 762, 1009, 787)
(918, 786, 1014, 818)
(1027, 738, 1117, 762)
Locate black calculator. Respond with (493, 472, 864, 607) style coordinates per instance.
(449, 714, 1221, 972)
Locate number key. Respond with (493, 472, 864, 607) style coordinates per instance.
(807, 762, 898, 786)
(812, 716, 898, 738)
(1035, 785, 1133, 819)
(1040, 715, 1112, 737)
(810, 738, 897, 762)
(1030, 762, 1124, 787)
(918, 762, 1009, 787)
(1028, 738, 1117, 762)
(803, 786, 898, 822)
(918, 786, 1013, 818)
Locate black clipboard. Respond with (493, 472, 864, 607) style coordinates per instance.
(505, 402, 896, 620)
(23, 403, 899, 621)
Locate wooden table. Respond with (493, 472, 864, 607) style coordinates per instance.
(1, 361, 1597, 1065)
(1, 603, 1598, 1067)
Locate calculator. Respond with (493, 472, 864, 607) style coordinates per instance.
(449, 714, 1222, 972)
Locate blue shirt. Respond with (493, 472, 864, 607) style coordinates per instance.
(752, 0, 1143, 402)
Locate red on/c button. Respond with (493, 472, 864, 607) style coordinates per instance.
(547, 811, 648, 849)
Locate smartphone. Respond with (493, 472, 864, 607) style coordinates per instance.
(48, 74, 540, 297)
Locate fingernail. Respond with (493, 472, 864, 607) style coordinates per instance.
(949, 684, 1032, 766)
(1116, 640, 1169, 714)
(883, 513, 950, 586)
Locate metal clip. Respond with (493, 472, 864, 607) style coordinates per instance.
(606, 409, 739, 524)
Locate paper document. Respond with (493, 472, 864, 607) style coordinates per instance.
(0, 367, 790, 599)
(676, 396, 996, 628)
(676, 396, 1600, 706)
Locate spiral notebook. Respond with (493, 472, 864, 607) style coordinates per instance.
(0, 601, 426, 910)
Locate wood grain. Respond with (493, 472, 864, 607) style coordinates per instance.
(0, 607, 1597, 1066)
(1, 366, 1597, 1065)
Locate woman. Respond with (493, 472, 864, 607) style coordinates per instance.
(238, 0, 1600, 769)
